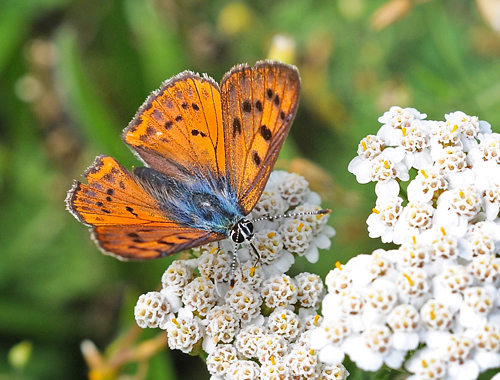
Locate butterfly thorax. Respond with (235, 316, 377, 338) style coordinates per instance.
(134, 166, 244, 237)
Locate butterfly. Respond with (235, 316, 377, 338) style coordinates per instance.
(66, 60, 301, 260)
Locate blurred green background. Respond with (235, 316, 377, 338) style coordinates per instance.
(1, 0, 500, 379)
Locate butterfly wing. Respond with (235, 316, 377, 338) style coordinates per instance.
(220, 61, 301, 214)
(122, 71, 227, 183)
(90, 225, 220, 260)
(66, 155, 223, 260)
(67, 62, 300, 259)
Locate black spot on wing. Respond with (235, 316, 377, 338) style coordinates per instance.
(242, 100, 251, 113)
(191, 129, 207, 137)
(260, 125, 272, 141)
(266, 88, 273, 99)
(126, 206, 138, 217)
(158, 240, 175, 246)
(253, 152, 261, 166)
(255, 100, 263, 112)
(233, 117, 242, 136)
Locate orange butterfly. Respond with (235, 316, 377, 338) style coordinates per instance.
(66, 61, 301, 260)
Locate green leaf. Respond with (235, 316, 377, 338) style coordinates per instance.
(54, 28, 131, 163)
(124, 0, 188, 89)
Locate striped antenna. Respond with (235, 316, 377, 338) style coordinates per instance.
(251, 208, 331, 223)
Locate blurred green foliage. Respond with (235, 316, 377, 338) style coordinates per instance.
(1, 0, 499, 379)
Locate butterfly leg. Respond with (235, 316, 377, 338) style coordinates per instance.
(210, 242, 224, 296)
(248, 242, 261, 281)
(229, 241, 240, 289)
(249, 242, 261, 266)
(229, 241, 261, 288)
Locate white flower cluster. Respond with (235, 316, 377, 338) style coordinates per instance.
(134, 171, 342, 380)
(310, 107, 500, 380)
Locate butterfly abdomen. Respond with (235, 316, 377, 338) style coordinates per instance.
(134, 166, 243, 236)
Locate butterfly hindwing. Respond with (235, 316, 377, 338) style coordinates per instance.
(66, 155, 171, 226)
(91, 224, 222, 260)
(220, 61, 301, 214)
(122, 72, 226, 181)
(66, 155, 222, 259)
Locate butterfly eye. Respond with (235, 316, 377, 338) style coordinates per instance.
(230, 218, 254, 244)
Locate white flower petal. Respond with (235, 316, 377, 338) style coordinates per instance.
(318, 344, 345, 365)
(375, 179, 400, 199)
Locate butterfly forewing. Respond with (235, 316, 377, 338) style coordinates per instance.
(220, 61, 300, 214)
(123, 72, 227, 182)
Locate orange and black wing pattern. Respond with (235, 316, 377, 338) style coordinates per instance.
(122, 72, 227, 183)
(66, 155, 222, 260)
(220, 61, 300, 214)
(66, 61, 300, 260)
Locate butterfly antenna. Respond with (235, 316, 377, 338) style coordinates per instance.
(251, 208, 331, 223)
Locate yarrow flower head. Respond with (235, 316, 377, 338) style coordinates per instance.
(132, 107, 500, 380)
(133, 170, 341, 379)
(308, 107, 500, 379)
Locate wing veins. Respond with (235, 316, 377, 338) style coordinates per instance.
(186, 77, 223, 180)
(163, 84, 211, 176)
(237, 68, 254, 194)
(82, 176, 160, 208)
(179, 78, 222, 180)
(205, 79, 222, 177)
(233, 72, 247, 191)
(87, 186, 157, 208)
(150, 97, 203, 173)
(237, 66, 276, 196)
(237, 68, 292, 201)
(209, 81, 224, 178)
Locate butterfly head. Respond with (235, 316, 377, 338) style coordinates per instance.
(230, 218, 254, 244)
